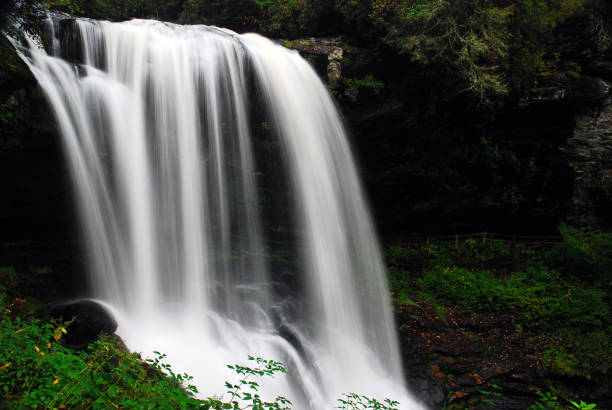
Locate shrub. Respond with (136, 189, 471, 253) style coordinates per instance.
(547, 225, 612, 282)
(0, 292, 202, 408)
(417, 265, 506, 311)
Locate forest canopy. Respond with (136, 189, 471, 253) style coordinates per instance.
(3, 0, 609, 105)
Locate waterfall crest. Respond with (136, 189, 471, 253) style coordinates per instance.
(10, 16, 424, 409)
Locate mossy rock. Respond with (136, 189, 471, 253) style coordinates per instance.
(0, 35, 32, 80)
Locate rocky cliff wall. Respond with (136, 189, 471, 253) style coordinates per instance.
(286, 39, 612, 235)
(2, 26, 611, 252)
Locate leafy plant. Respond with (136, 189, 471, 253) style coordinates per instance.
(546, 225, 612, 281)
(337, 392, 399, 409)
(201, 355, 291, 409)
(528, 391, 562, 409)
(344, 74, 384, 94)
(0, 293, 203, 408)
(528, 391, 599, 410)
(569, 400, 598, 409)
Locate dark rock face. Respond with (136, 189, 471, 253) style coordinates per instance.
(0, 33, 85, 298)
(282, 37, 343, 87)
(4, 28, 612, 252)
(0, 36, 73, 243)
(584, 61, 612, 81)
(50, 300, 117, 348)
(563, 94, 612, 226)
(340, 88, 580, 235)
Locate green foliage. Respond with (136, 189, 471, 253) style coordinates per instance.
(418, 266, 505, 311)
(477, 383, 506, 407)
(202, 356, 291, 409)
(413, 253, 609, 332)
(541, 346, 581, 377)
(333, 0, 376, 37)
(47, 0, 84, 16)
(379, 0, 511, 103)
(180, 0, 318, 37)
(569, 400, 598, 409)
(9, 0, 603, 102)
(335, 0, 597, 102)
(1, 287, 401, 409)
(0, 266, 18, 286)
(46, 0, 182, 21)
(0, 298, 289, 408)
(528, 391, 599, 410)
(388, 227, 611, 392)
(181, 0, 260, 30)
(344, 74, 384, 94)
(337, 392, 399, 409)
(385, 238, 529, 277)
(540, 328, 610, 378)
(0, 292, 203, 408)
(528, 391, 563, 410)
(507, 0, 588, 94)
(546, 224, 612, 281)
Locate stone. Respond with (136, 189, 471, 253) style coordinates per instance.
(327, 60, 341, 88)
(562, 93, 612, 226)
(328, 46, 343, 62)
(282, 38, 343, 88)
(50, 300, 117, 348)
(584, 61, 612, 81)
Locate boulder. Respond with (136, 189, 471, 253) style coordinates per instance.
(584, 61, 612, 81)
(50, 300, 117, 348)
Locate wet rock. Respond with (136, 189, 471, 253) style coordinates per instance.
(566, 76, 610, 102)
(562, 93, 612, 226)
(522, 75, 610, 106)
(396, 303, 563, 409)
(327, 59, 342, 88)
(584, 61, 612, 81)
(484, 396, 535, 410)
(405, 375, 445, 409)
(50, 300, 117, 348)
(282, 38, 343, 87)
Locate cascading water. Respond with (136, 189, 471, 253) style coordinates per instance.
(10, 15, 425, 409)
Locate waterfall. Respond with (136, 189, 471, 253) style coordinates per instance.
(10, 15, 424, 409)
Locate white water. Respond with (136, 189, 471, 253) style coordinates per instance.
(11, 16, 424, 409)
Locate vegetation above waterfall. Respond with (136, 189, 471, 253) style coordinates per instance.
(4, 0, 607, 105)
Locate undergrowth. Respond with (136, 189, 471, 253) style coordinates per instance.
(386, 225, 611, 407)
(0, 292, 203, 408)
(0, 288, 398, 409)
